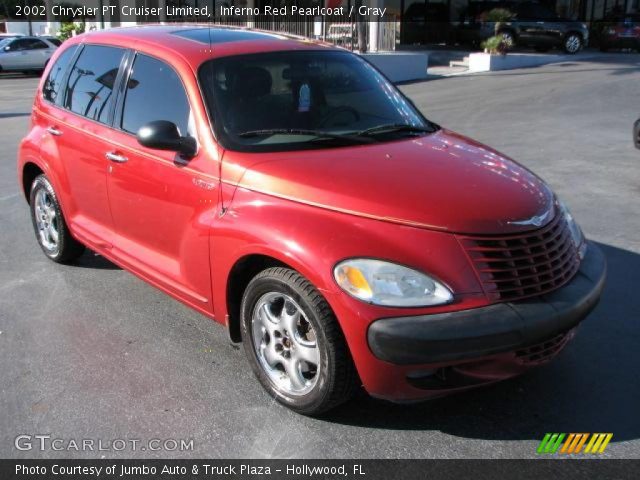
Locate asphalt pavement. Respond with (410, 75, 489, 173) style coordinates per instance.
(1, 55, 639, 459)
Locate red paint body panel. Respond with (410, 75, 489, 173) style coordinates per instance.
(17, 27, 573, 401)
(222, 129, 553, 234)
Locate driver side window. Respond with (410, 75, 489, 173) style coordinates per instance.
(120, 53, 192, 137)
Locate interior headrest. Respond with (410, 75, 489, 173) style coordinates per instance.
(232, 67, 272, 98)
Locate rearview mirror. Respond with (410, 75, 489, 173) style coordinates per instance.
(634, 118, 640, 150)
(137, 120, 197, 158)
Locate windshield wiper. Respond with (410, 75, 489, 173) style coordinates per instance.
(237, 129, 375, 144)
(356, 123, 436, 137)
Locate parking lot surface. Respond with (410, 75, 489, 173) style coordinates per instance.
(1, 56, 639, 459)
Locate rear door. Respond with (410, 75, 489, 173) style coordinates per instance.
(21, 38, 54, 68)
(42, 44, 127, 248)
(533, 5, 564, 46)
(514, 3, 544, 45)
(106, 52, 216, 312)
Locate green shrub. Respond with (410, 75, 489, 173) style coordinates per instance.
(481, 35, 509, 55)
(57, 22, 85, 42)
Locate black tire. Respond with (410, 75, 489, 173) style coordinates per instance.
(563, 33, 582, 54)
(240, 267, 359, 415)
(29, 174, 85, 263)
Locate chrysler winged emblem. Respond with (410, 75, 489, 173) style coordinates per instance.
(508, 209, 552, 227)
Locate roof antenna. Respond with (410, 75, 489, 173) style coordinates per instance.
(207, 4, 212, 53)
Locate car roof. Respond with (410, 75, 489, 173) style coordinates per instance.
(64, 25, 340, 71)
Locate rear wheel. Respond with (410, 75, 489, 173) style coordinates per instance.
(499, 30, 515, 49)
(29, 175, 85, 263)
(563, 33, 582, 54)
(240, 267, 358, 415)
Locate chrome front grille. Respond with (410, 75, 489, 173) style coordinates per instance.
(459, 213, 580, 302)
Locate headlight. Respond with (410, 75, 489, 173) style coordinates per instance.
(333, 259, 453, 307)
(558, 199, 586, 258)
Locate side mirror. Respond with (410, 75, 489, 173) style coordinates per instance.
(634, 118, 640, 150)
(4, 46, 11, 52)
(136, 120, 197, 158)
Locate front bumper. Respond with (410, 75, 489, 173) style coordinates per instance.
(368, 241, 606, 366)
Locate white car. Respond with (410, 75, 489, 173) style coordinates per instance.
(0, 36, 58, 73)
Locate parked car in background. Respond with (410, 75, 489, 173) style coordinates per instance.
(457, 1, 588, 53)
(18, 27, 605, 415)
(39, 35, 63, 47)
(0, 36, 58, 74)
(599, 14, 640, 51)
(325, 23, 355, 48)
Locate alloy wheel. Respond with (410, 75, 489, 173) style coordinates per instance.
(565, 35, 581, 53)
(34, 188, 59, 253)
(501, 32, 515, 48)
(251, 292, 320, 396)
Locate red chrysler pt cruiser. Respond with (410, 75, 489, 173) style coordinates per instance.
(18, 26, 605, 415)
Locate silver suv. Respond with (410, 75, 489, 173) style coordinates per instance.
(0, 36, 58, 74)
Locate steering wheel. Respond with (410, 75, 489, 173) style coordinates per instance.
(318, 106, 360, 128)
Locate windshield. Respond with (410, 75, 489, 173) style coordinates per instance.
(199, 50, 436, 152)
(0, 38, 14, 48)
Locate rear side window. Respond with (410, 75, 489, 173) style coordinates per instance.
(47, 38, 62, 47)
(26, 39, 49, 49)
(43, 45, 78, 105)
(65, 45, 125, 124)
(120, 53, 191, 136)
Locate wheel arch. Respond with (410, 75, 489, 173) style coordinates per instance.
(497, 27, 517, 40)
(225, 253, 290, 343)
(22, 162, 45, 203)
(565, 30, 584, 40)
(223, 244, 338, 343)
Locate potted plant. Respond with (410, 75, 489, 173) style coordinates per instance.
(469, 8, 514, 72)
(481, 35, 509, 55)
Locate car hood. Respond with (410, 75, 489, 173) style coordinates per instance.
(222, 129, 555, 234)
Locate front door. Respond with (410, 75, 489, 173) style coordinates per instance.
(2, 38, 33, 69)
(106, 52, 216, 313)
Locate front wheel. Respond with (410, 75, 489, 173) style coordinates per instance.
(29, 175, 85, 263)
(563, 33, 582, 54)
(240, 267, 358, 415)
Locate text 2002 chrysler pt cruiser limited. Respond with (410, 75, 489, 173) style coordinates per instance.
(18, 27, 605, 414)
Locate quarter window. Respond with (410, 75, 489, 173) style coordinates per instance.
(43, 45, 78, 105)
(120, 54, 191, 136)
(65, 45, 125, 124)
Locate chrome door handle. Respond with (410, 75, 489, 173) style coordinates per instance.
(105, 152, 128, 163)
(46, 126, 62, 136)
